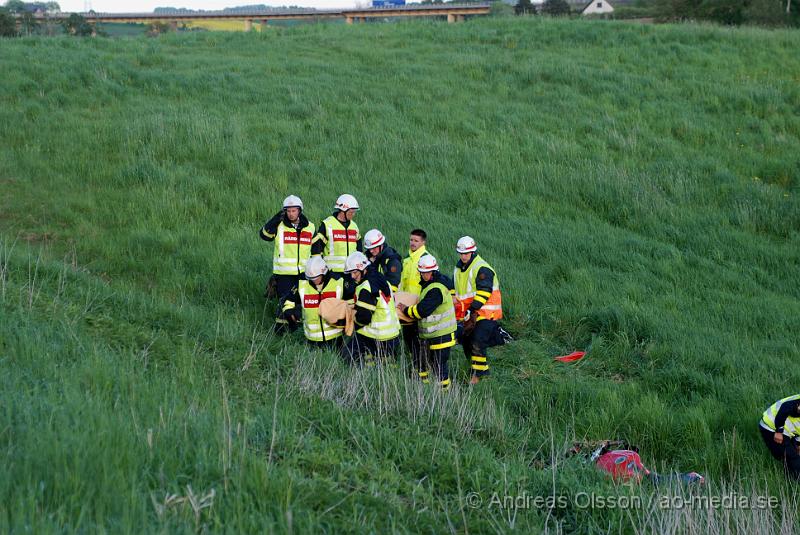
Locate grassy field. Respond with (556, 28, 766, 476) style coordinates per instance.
(1, 16, 799, 533)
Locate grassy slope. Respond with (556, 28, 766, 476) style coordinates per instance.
(1, 17, 799, 533)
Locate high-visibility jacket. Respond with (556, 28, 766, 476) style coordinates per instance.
(399, 245, 429, 296)
(295, 276, 345, 342)
(273, 221, 315, 276)
(453, 255, 502, 321)
(417, 282, 457, 341)
(761, 394, 800, 437)
(354, 279, 400, 341)
(322, 216, 360, 272)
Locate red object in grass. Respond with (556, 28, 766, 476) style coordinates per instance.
(554, 351, 586, 363)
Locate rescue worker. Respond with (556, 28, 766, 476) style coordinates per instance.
(259, 195, 315, 331)
(759, 394, 800, 480)
(341, 251, 401, 366)
(398, 255, 456, 389)
(363, 229, 403, 292)
(453, 236, 503, 385)
(398, 229, 431, 367)
(281, 256, 351, 352)
(311, 194, 361, 273)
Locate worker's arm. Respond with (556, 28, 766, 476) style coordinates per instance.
(341, 274, 356, 302)
(279, 289, 301, 324)
(774, 399, 800, 431)
(259, 212, 283, 242)
(355, 237, 363, 253)
(407, 287, 443, 320)
(311, 221, 328, 255)
(469, 267, 495, 312)
(353, 287, 377, 327)
(383, 257, 402, 292)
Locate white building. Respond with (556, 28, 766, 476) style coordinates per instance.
(581, 0, 614, 15)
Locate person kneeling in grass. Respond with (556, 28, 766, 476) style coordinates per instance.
(759, 394, 800, 480)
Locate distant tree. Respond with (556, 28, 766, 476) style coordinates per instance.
(4, 0, 26, 13)
(490, 0, 515, 15)
(45, 1, 59, 13)
(654, 0, 772, 24)
(742, 0, 788, 24)
(515, 0, 537, 14)
(0, 7, 16, 36)
(62, 12, 92, 35)
(541, 0, 571, 15)
(18, 10, 38, 34)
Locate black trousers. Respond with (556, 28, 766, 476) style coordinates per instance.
(307, 337, 344, 353)
(457, 319, 496, 377)
(416, 346, 451, 386)
(341, 333, 399, 366)
(759, 424, 800, 480)
(402, 323, 424, 362)
(273, 274, 300, 333)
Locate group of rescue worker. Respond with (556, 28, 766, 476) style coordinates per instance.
(259, 193, 798, 481)
(259, 193, 511, 388)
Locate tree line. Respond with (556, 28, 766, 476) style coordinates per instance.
(510, 0, 800, 26)
(0, 1, 97, 36)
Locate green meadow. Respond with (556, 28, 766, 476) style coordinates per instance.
(1, 16, 799, 533)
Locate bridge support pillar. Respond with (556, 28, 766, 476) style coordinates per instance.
(346, 16, 353, 24)
(447, 13, 456, 23)
(457, 14, 465, 21)
(244, 19, 253, 31)
(169, 20, 178, 31)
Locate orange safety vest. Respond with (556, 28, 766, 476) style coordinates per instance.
(453, 255, 502, 321)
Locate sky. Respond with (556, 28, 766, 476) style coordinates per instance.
(55, 0, 362, 11)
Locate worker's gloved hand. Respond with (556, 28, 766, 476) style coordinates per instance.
(286, 313, 298, 325)
(463, 314, 476, 334)
(775, 432, 784, 445)
(397, 304, 408, 315)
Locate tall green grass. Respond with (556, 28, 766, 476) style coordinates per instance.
(1, 17, 799, 533)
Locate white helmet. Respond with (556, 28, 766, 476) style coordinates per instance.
(363, 229, 386, 250)
(456, 236, 477, 254)
(305, 256, 328, 279)
(417, 255, 439, 273)
(283, 195, 303, 210)
(343, 251, 370, 273)
(334, 194, 359, 212)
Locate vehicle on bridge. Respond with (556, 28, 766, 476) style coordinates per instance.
(372, 0, 406, 6)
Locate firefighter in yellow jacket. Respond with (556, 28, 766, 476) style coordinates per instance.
(398, 229, 431, 365)
(281, 256, 352, 353)
(311, 194, 362, 273)
(341, 251, 401, 366)
(453, 236, 503, 385)
(398, 255, 456, 390)
(259, 195, 315, 331)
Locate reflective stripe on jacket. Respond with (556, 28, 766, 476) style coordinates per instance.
(355, 279, 400, 341)
(322, 216, 359, 272)
(417, 282, 457, 340)
(762, 394, 800, 437)
(298, 277, 344, 342)
(273, 221, 315, 276)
